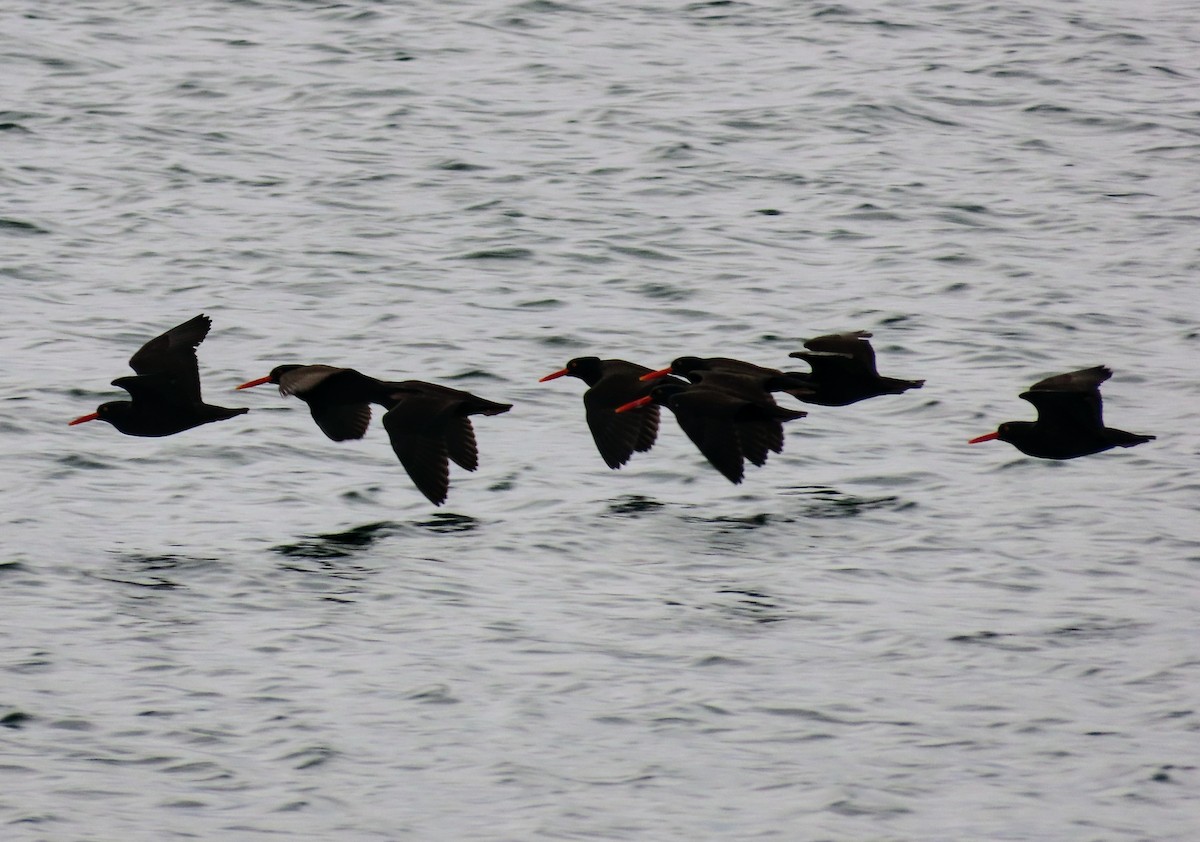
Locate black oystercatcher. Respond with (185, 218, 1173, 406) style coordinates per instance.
(616, 381, 806, 484)
(540, 357, 678, 469)
(68, 314, 248, 436)
(968, 365, 1154, 459)
(787, 331, 924, 406)
(237, 365, 511, 505)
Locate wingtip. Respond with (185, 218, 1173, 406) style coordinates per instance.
(425, 483, 450, 505)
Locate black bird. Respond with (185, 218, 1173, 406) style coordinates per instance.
(787, 330, 924, 406)
(616, 381, 806, 484)
(968, 365, 1154, 459)
(68, 314, 248, 436)
(237, 365, 511, 505)
(540, 357, 678, 469)
(640, 356, 810, 401)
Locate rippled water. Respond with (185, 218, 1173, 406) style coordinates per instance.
(3, 0, 1199, 838)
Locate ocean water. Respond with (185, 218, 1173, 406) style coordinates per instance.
(2, 0, 1199, 838)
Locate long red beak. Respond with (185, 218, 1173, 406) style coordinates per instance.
(639, 367, 673, 382)
(236, 375, 272, 390)
(68, 412, 99, 426)
(539, 368, 569, 382)
(968, 432, 1000, 444)
(615, 396, 653, 414)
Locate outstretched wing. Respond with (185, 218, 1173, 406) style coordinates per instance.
(127, 314, 211, 402)
(308, 402, 373, 442)
(386, 380, 507, 470)
(692, 370, 780, 402)
(111, 373, 187, 411)
(798, 330, 878, 375)
(1020, 366, 1110, 432)
(584, 388, 660, 469)
(667, 400, 745, 485)
(277, 365, 348, 398)
(1026, 365, 1111, 394)
(734, 419, 776, 467)
(381, 394, 454, 506)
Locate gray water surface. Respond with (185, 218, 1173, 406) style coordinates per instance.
(2, 1, 1199, 839)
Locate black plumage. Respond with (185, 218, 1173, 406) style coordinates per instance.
(618, 381, 806, 484)
(69, 314, 248, 436)
(968, 365, 1154, 459)
(238, 365, 510, 505)
(787, 330, 924, 406)
(540, 357, 677, 469)
(642, 355, 811, 400)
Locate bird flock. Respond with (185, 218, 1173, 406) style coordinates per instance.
(69, 315, 1156, 505)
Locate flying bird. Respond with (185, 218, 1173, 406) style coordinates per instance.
(787, 330, 924, 406)
(616, 381, 806, 484)
(540, 357, 679, 469)
(68, 314, 248, 436)
(238, 365, 511, 505)
(968, 365, 1154, 459)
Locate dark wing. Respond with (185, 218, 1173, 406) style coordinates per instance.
(308, 402, 372, 442)
(386, 380, 507, 469)
(789, 351, 869, 381)
(732, 401, 803, 465)
(584, 387, 660, 469)
(127, 314, 212, 402)
(444, 415, 479, 472)
(632, 406, 660, 454)
(799, 330, 878, 375)
(735, 411, 791, 465)
(692, 370, 778, 401)
(277, 365, 348, 398)
(111, 374, 187, 410)
(701, 358, 786, 379)
(576, 371, 663, 469)
(1020, 366, 1110, 432)
(280, 366, 372, 441)
(667, 401, 745, 484)
(381, 393, 455, 505)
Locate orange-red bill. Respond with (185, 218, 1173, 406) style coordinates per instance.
(615, 396, 653, 414)
(967, 432, 999, 444)
(68, 412, 99, 426)
(236, 375, 272, 390)
(638, 367, 673, 382)
(539, 369, 569, 382)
